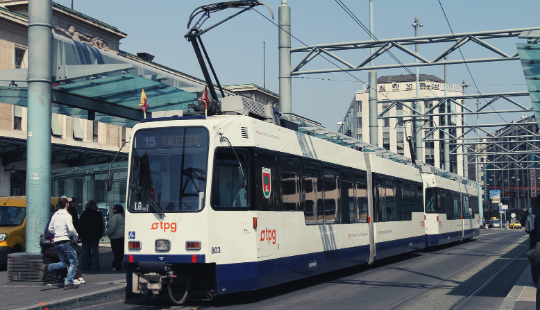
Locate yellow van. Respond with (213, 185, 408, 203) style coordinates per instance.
(0, 196, 59, 265)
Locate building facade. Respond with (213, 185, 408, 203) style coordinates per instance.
(338, 74, 466, 176)
(483, 114, 538, 214)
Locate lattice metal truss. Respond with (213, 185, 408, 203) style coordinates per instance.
(290, 27, 540, 75)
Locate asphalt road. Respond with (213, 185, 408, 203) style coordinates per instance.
(81, 229, 529, 310)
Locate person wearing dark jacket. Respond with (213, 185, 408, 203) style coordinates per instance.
(77, 200, 104, 272)
(68, 197, 79, 228)
(60, 195, 79, 229)
(520, 195, 540, 286)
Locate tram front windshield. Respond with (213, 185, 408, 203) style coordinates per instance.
(128, 127, 209, 213)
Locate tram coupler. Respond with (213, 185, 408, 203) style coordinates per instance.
(132, 261, 175, 295)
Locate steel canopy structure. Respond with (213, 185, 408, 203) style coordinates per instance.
(0, 34, 208, 128)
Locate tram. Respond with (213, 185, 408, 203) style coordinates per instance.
(123, 96, 481, 302)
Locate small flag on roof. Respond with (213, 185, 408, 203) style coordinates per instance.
(201, 86, 210, 110)
(139, 89, 149, 112)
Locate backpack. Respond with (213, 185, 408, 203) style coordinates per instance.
(525, 208, 537, 234)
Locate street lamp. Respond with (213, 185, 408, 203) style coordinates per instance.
(337, 121, 344, 133)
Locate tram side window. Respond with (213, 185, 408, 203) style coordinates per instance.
(425, 188, 437, 213)
(463, 194, 471, 219)
(211, 148, 249, 209)
(385, 179, 395, 221)
(471, 196, 478, 218)
(282, 172, 301, 211)
(401, 182, 413, 220)
(304, 160, 323, 225)
(253, 148, 280, 211)
(281, 156, 303, 211)
(374, 176, 385, 222)
(355, 171, 368, 223)
(340, 171, 355, 224)
(395, 181, 403, 221)
(453, 192, 461, 220)
(324, 167, 340, 224)
(417, 185, 424, 213)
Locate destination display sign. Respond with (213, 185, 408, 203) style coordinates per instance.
(135, 127, 208, 150)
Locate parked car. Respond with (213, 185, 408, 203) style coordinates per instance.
(489, 219, 501, 228)
(510, 220, 522, 229)
(0, 196, 59, 265)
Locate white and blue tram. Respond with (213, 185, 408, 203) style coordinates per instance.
(124, 97, 480, 301)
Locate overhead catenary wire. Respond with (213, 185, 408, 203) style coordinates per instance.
(332, 0, 464, 137)
(252, 8, 419, 120)
(437, 0, 508, 125)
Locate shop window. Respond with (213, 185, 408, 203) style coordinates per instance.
(10, 170, 25, 196)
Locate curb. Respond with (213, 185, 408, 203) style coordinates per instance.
(13, 284, 125, 310)
(499, 265, 531, 310)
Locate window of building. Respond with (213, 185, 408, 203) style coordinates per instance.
(73, 118, 83, 140)
(93, 121, 99, 142)
(356, 101, 362, 112)
(424, 100, 431, 109)
(406, 84, 413, 90)
(14, 48, 25, 69)
(396, 117, 403, 127)
(357, 134, 362, 140)
(51, 113, 62, 137)
(396, 102, 403, 110)
(420, 82, 426, 90)
(384, 118, 390, 127)
(10, 170, 25, 196)
(379, 85, 386, 92)
(13, 106, 22, 130)
(383, 132, 390, 150)
(357, 117, 362, 128)
(392, 84, 399, 91)
(121, 127, 127, 143)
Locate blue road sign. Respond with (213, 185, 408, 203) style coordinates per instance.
(128, 231, 135, 239)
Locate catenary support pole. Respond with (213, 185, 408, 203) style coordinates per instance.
(368, 0, 378, 146)
(279, 0, 292, 120)
(444, 57, 450, 171)
(26, 0, 53, 254)
(462, 81, 468, 178)
(413, 17, 423, 163)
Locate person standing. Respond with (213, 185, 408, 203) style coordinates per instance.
(520, 195, 540, 286)
(78, 200, 104, 272)
(68, 197, 79, 229)
(105, 204, 125, 271)
(41, 196, 80, 289)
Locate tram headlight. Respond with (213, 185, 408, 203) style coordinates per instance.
(0, 233, 7, 242)
(155, 239, 170, 252)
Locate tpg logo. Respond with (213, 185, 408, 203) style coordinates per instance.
(259, 228, 276, 245)
(151, 222, 177, 232)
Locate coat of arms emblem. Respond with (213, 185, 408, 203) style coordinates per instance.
(262, 168, 271, 198)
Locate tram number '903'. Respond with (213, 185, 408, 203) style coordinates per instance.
(211, 247, 221, 254)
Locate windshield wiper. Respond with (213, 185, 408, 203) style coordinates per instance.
(218, 133, 245, 188)
(130, 182, 165, 218)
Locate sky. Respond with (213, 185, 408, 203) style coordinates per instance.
(54, 0, 539, 134)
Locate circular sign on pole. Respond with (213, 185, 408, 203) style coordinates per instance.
(511, 213, 516, 218)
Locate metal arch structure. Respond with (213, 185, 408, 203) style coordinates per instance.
(289, 27, 540, 75)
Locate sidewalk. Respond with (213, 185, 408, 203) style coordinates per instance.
(500, 265, 536, 310)
(0, 245, 127, 310)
